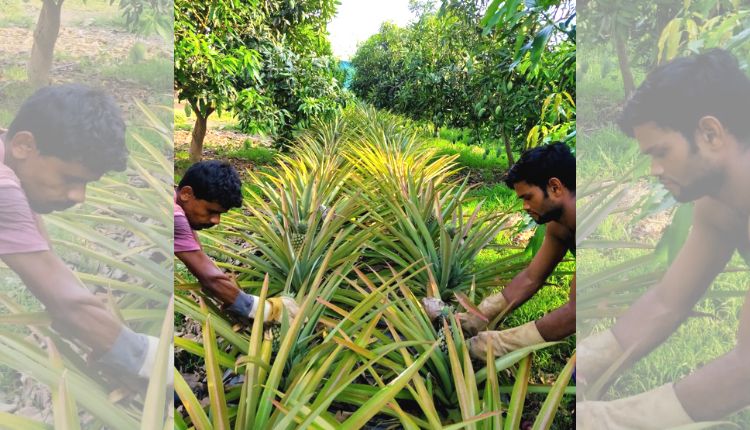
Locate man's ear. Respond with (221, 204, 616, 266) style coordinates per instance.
(696, 116, 726, 150)
(9, 131, 38, 160)
(178, 185, 195, 202)
(548, 177, 564, 196)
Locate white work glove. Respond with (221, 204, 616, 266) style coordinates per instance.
(577, 383, 694, 430)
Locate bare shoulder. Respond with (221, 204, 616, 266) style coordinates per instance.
(545, 220, 573, 240)
(545, 221, 574, 244)
(693, 197, 745, 235)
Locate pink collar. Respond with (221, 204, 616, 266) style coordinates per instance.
(0, 135, 21, 188)
(174, 190, 186, 217)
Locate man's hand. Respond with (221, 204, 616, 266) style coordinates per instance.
(577, 384, 693, 430)
(576, 329, 623, 393)
(421, 294, 509, 336)
(459, 293, 510, 335)
(95, 329, 173, 393)
(1, 250, 122, 355)
(266, 296, 301, 324)
(175, 249, 241, 305)
(467, 321, 545, 360)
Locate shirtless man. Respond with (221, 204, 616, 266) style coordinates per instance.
(424, 142, 576, 359)
(174, 160, 299, 324)
(0, 84, 167, 384)
(577, 49, 750, 428)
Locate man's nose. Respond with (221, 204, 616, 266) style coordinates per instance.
(210, 214, 221, 225)
(523, 201, 530, 211)
(650, 159, 664, 176)
(68, 184, 86, 204)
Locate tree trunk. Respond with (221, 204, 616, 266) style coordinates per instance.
(189, 104, 213, 163)
(614, 30, 635, 100)
(28, 0, 64, 88)
(501, 127, 514, 166)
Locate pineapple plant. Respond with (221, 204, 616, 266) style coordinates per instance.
(265, 322, 282, 358)
(290, 221, 308, 253)
(435, 306, 453, 355)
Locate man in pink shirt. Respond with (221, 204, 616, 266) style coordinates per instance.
(0, 84, 168, 385)
(174, 160, 299, 323)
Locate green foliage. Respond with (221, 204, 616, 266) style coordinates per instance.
(479, 0, 575, 78)
(175, 0, 349, 152)
(176, 266, 574, 429)
(175, 105, 574, 427)
(174, 0, 263, 120)
(234, 42, 351, 146)
(112, 0, 173, 37)
(655, 0, 750, 65)
(351, 1, 575, 157)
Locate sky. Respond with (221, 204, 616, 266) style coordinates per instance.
(328, 0, 417, 60)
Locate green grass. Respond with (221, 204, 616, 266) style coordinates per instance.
(174, 142, 278, 185)
(465, 183, 519, 213)
(577, 125, 646, 181)
(174, 109, 192, 131)
(0, 1, 34, 28)
(428, 137, 511, 171)
(175, 107, 243, 131)
(102, 57, 173, 90)
(2, 66, 26, 82)
(577, 45, 647, 132)
(587, 252, 750, 427)
(224, 144, 277, 164)
(0, 81, 36, 128)
(69, 14, 125, 29)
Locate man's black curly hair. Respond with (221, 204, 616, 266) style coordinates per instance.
(178, 160, 243, 210)
(503, 142, 575, 195)
(7, 84, 127, 173)
(619, 49, 750, 146)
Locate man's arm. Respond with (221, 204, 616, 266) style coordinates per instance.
(175, 249, 300, 323)
(612, 201, 737, 366)
(673, 286, 750, 420)
(175, 249, 240, 305)
(502, 223, 569, 312)
(1, 250, 121, 355)
(579, 200, 739, 390)
(536, 273, 575, 341)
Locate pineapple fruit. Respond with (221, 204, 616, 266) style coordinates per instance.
(290, 221, 308, 252)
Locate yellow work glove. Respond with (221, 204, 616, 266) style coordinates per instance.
(266, 296, 300, 324)
(576, 383, 694, 430)
(459, 293, 510, 336)
(468, 321, 544, 360)
(422, 293, 510, 336)
(576, 329, 624, 391)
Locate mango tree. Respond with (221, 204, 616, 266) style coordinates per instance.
(27, 0, 169, 87)
(174, 0, 262, 162)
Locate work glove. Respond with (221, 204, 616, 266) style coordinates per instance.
(422, 292, 510, 336)
(138, 334, 174, 385)
(467, 320, 545, 360)
(577, 383, 693, 430)
(576, 329, 624, 392)
(266, 296, 300, 324)
(227, 291, 300, 324)
(98, 327, 173, 387)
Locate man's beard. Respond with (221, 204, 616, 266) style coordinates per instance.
(666, 169, 724, 203)
(535, 206, 563, 224)
(29, 200, 76, 214)
(191, 222, 216, 231)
